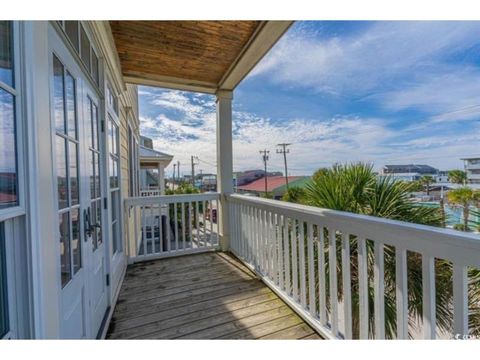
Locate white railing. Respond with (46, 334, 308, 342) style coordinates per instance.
(124, 193, 220, 262)
(140, 189, 162, 197)
(227, 194, 480, 340)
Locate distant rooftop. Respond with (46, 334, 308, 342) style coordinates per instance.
(237, 176, 307, 192)
(382, 164, 438, 174)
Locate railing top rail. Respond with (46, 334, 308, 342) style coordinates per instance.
(125, 192, 220, 206)
(228, 194, 480, 267)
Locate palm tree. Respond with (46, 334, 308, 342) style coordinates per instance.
(447, 187, 479, 231)
(282, 186, 306, 203)
(302, 163, 461, 339)
(420, 175, 435, 195)
(448, 169, 467, 185)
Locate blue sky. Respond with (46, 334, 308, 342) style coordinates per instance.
(139, 21, 480, 176)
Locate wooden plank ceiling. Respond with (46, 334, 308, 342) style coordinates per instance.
(109, 21, 264, 93)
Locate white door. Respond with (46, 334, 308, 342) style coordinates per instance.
(50, 27, 108, 339)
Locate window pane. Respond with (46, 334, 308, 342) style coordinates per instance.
(90, 203, 97, 250)
(80, 25, 90, 72)
(95, 153, 100, 198)
(95, 200, 102, 246)
(69, 142, 78, 206)
(53, 55, 65, 134)
(0, 223, 9, 338)
(65, 21, 79, 52)
(0, 89, 17, 209)
(89, 152, 95, 199)
(59, 212, 71, 287)
(65, 72, 77, 139)
(91, 50, 99, 84)
(92, 103, 99, 150)
(111, 191, 120, 253)
(56, 136, 68, 209)
(0, 21, 13, 88)
(71, 208, 81, 274)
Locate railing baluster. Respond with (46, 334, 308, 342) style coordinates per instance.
(159, 202, 163, 253)
(277, 213, 284, 291)
(299, 220, 307, 309)
(188, 202, 192, 249)
(291, 219, 299, 302)
(358, 236, 368, 339)
(142, 205, 147, 257)
(307, 223, 315, 317)
(210, 200, 214, 246)
(174, 202, 178, 252)
(166, 203, 171, 253)
(195, 201, 200, 248)
(283, 216, 291, 296)
(265, 210, 270, 277)
(422, 255, 436, 339)
(273, 213, 279, 286)
(134, 205, 139, 257)
(329, 229, 338, 336)
(453, 264, 468, 337)
(181, 202, 185, 251)
(202, 200, 207, 248)
(260, 208, 265, 273)
(374, 241, 385, 339)
(395, 248, 408, 339)
(341, 233, 352, 339)
(318, 226, 327, 326)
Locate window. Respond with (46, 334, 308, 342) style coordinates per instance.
(0, 223, 8, 338)
(107, 84, 118, 116)
(109, 115, 121, 253)
(53, 54, 81, 287)
(56, 21, 99, 86)
(0, 21, 18, 210)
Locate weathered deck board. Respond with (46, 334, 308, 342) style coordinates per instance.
(106, 252, 322, 340)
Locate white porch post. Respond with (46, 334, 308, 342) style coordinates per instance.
(216, 90, 233, 251)
(158, 163, 165, 195)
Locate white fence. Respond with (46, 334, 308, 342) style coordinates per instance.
(227, 194, 480, 340)
(124, 193, 220, 262)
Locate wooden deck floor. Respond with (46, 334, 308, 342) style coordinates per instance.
(106, 252, 322, 340)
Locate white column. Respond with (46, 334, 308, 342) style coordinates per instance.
(158, 163, 165, 195)
(216, 90, 233, 251)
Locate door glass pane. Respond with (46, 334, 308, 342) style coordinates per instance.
(92, 103, 99, 150)
(95, 200, 102, 246)
(69, 142, 78, 206)
(0, 89, 17, 209)
(95, 153, 101, 198)
(56, 136, 68, 209)
(64, 21, 79, 52)
(91, 202, 97, 250)
(89, 152, 95, 199)
(0, 223, 9, 338)
(86, 98, 92, 149)
(0, 21, 13, 88)
(53, 55, 65, 134)
(80, 25, 90, 72)
(59, 212, 71, 287)
(65, 72, 77, 139)
(111, 191, 119, 253)
(71, 208, 81, 274)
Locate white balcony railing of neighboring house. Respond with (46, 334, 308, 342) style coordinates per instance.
(124, 193, 220, 262)
(140, 188, 162, 197)
(123, 192, 480, 340)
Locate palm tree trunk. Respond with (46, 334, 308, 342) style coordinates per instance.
(464, 205, 469, 230)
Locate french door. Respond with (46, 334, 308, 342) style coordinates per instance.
(50, 27, 108, 339)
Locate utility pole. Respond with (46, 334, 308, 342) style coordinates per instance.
(259, 149, 270, 195)
(191, 155, 199, 186)
(276, 143, 291, 189)
(177, 161, 180, 186)
(199, 169, 203, 192)
(172, 163, 176, 191)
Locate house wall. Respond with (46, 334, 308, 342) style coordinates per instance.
(9, 21, 140, 338)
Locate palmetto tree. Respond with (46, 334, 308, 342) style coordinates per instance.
(302, 163, 469, 338)
(447, 187, 479, 231)
(448, 169, 467, 185)
(420, 175, 435, 196)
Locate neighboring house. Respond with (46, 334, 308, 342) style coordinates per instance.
(234, 169, 282, 186)
(380, 164, 439, 182)
(236, 176, 309, 199)
(461, 157, 480, 184)
(139, 136, 173, 195)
